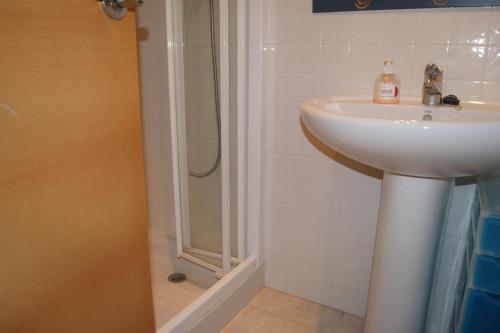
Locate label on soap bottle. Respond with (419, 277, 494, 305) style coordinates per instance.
(378, 83, 399, 99)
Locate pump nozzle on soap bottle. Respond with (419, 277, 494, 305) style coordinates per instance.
(373, 59, 400, 104)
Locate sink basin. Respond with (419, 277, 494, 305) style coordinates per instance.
(301, 96, 500, 178)
(300, 96, 500, 333)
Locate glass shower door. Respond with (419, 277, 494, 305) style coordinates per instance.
(168, 0, 246, 275)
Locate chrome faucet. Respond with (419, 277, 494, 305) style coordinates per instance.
(422, 64, 443, 105)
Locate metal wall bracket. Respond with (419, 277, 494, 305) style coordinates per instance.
(100, 0, 144, 20)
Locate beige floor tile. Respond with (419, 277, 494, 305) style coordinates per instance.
(152, 281, 205, 328)
(220, 307, 321, 333)
(249, 288, 343, 332)
(334, 313, 364, 333)
(149, 231, 209, 329)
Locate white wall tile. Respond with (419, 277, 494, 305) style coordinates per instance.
(293, 14, 322, 45)
(348, 75, 374, 96)
(411, 44, 449, 78)
(480, 82, 500, 102)
(443, 80, 481, 101)
(489, 10, 500, 45)
(265, 267, 287, 292)
(290, 74, 321, 101)
(266, 202, 290, 228)
(332, 264, 358, 291)
(484, 46, 500, 82)
(262, 2, 500, 317)
(264, 46, 293, 74)
(355, 293, 369, 317)
(265, 246, 288, 270)
(320, 45, 350, 75)
(449, 9, 491, 45)
(415, 10, 457, 44)
(287, 156, 335, 186)
(267, 0, 293, 16)
(265, 152, 290, 180)
(264, 225, 288, 250)
(267, 101, 301, 130)
(291, 129, 327, 159)
(381, 11, 417, 45)
(350, 45, 383, 76)
(266, 74, 292, 101)
(324, 285, 360, 315)
(288, 182, 331, 212)
(350, 12, 383, 45)
(285, 274, 309, 299)
(292, 45, 322, 74)
(447, 45, 486, 81)
(267, 126, 295, 154)
(286, 205, 325, 232)
(292, 0, 313, 15)
(321, 14, 351, 45)
(319, 75, 350, 97)
(266, 178, 292, 203)
(283, 253, 308, 276)
(381, 44, 413, 77)
(266, 14, 294, 45)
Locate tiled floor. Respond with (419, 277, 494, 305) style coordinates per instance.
(149, 231, 211, 329)
(148, 231, 363, 332)
(221, 288, 364, 333)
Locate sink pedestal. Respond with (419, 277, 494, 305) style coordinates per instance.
(364, 174, 451, 333)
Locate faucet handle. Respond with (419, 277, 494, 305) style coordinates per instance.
(422, 63, 443, 105)
(424, 63, 442, 80)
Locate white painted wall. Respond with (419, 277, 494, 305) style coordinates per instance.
(262, 0, 500, 317)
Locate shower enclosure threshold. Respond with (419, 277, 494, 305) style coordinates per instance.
(183, 247, 241, 274)
(156, 255, 260, 333)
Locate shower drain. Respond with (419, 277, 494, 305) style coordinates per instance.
(168, 273, 187, 283)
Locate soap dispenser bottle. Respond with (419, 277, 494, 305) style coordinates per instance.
(373, 59, 400, 104)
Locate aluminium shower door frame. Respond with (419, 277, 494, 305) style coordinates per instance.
(160, 0, 265, 330)
(166, 0, 248, 275)
(169, 0, 191, 253)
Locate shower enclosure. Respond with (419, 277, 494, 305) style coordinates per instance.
(167, 0, 247, 276)
(138, 0, 263, 330)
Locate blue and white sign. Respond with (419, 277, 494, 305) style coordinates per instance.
(313, 0, 500, 12)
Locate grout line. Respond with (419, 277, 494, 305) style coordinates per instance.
(246, 304, 339, 333)
(246, 289, 348, 330)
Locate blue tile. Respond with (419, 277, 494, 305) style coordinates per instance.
(461, 289, 500, 333)
(481, 218, 500, 255)
(473, 255, 500, 295)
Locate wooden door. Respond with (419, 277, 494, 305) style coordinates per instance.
(0, 1, 155, 332)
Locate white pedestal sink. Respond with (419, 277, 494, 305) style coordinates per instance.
(300, 97, 500, 333)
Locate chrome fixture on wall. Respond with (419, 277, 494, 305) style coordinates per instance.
(422, 63, 443, 106)
(100, 0, 144, 20)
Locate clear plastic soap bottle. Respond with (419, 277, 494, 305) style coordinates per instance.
(373, 59, 400, 104)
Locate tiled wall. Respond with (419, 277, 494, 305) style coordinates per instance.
(262, 0, 500, 316)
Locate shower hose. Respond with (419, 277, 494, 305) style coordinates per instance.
(189, 0, 221, 178)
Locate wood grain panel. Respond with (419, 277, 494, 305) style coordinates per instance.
(0, 1, 155, 332)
